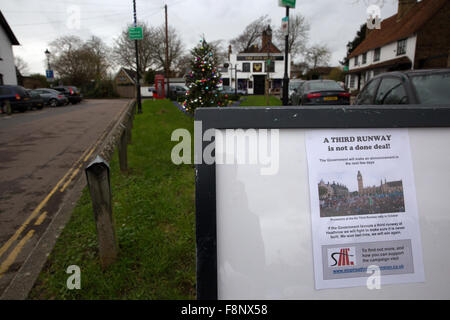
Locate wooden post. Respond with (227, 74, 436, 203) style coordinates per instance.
(118, 124, 128, 172)
(127, 112, 132, 144)
(5, 101, 12, 115)
(85, 156, 118, 268)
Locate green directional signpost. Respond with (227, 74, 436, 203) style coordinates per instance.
(128, 26, 143, 40)
(279, 0, 296, 105)
(279, 0, 296, 8)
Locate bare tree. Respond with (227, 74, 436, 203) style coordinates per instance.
(49, 35, 111, 86)
(15, 56, 29, 76)
(84, 36, 111, 80)
(150, 25, 184, 77)
(305, 44, 331, 69)
(275, 13, 310, 60)
(112, 22, 156, 77)
(229, 15, 271, 53)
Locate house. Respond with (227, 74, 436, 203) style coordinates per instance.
(222, 25, 291, 95)
(114, 67, 137, 98)
(345, 0, 450, 91)
(0, 10, 20, 85)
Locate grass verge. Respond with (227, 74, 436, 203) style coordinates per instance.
(240, 95, 282, 106)
(29, 99, 195, 299)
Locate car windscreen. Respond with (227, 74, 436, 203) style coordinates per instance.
(306, 81, 343, 91)
(410, 73, 450, 104)
(289, 82, 303, 90)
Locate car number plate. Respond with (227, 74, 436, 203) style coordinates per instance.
(324, 96, 338, 101)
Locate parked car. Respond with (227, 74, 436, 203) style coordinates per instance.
(169, 84, 188, 99)
(354, 69, 450, 105)
(26, 89, 45, 110)
(52, 86, 83, 104)
(0, 85, 32, 113)
(220, 85, 247, 95)
(291, 80, 350, 105)
(288, 79, 305, 105)
(34, 88, 69, 107)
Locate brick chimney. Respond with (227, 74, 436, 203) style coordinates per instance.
(228, 45, 232, 61)
(397, 0, 417, 21)
(261, 25, 273, 50)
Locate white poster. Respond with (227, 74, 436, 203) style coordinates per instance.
(305, 128, 425, 290)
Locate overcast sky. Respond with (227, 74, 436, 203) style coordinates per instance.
(2, 0, 399, 75)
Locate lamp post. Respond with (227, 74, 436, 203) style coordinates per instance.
(282, 6, 290, 106)
(133, 0, 142, 114)
(44, 49, 51, 70)
(265, 27, 272, 106)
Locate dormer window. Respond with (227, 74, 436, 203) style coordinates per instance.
(397, 39, 407, 56)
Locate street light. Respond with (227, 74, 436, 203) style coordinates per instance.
(44, 49, 51, 70)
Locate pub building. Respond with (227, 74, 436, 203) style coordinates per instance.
(221, 25, 291, 95)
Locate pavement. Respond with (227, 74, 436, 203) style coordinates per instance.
(0, 99, 131, 299)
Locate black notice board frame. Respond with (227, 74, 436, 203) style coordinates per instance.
(194, 105, 450, 300)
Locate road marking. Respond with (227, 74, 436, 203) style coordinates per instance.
(0, 130, 104, 260)
(34, 211, 48, 226)
(0, 102, 127, 279)
(0, 230, 35, 279)
(59, 163, 83, 193)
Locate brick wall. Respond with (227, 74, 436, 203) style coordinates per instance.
(414, 2, 450, 69)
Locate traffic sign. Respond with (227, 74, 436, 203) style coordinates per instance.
(279, 0, 296, 8)
(128, 27, 143, 40)
(46, 70, 54, 80)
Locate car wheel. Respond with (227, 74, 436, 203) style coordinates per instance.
(49, 99, 58, 108)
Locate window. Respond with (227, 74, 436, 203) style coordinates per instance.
(349, 75, 356, 88)
(373, 48, 381, 62)
(411, 72, 450, 104)
(354, 56, 359, 66)
(242, 63, 250, 72)
(248, 81, 253, 89)
(356, 78, 380, 104)
(265, 61, 275, 72)
(375, 78, 408, 104)
(397, 39, 407, 56)
(362, 53, 367, 64)
(0, 73, 3, 85)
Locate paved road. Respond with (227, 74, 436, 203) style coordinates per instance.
(0, 99, 130, 296)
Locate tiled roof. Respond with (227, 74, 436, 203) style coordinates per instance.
(348, 0, 447, 59)
(122, 68, 137, 83)
(0, 10, 19, 45)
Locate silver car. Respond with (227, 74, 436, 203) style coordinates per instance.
(34, 88, 69, 107)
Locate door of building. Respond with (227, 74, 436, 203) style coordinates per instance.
(253, 75, 265, 95)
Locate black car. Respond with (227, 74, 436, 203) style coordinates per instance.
(292, 80, 350, 105)
(53, 86, 83, 104)
(26, 89, 45, 110)
(0, 85, 32, 113)
(354, 69, 450, 105)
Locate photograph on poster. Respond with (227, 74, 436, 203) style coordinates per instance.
(318, 170, 405, 217)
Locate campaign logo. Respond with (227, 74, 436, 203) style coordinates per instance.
(328, 247, 356, 267)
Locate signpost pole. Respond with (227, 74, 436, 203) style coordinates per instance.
(133, 0, 142, 114)
(282, 6, 290, 106)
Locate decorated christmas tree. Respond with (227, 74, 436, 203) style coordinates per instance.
(183, 39, 225, 115)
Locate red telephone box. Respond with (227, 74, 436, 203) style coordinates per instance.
(155, 75, 165, 99)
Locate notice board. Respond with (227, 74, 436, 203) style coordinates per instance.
(195, 105, 450, 299)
